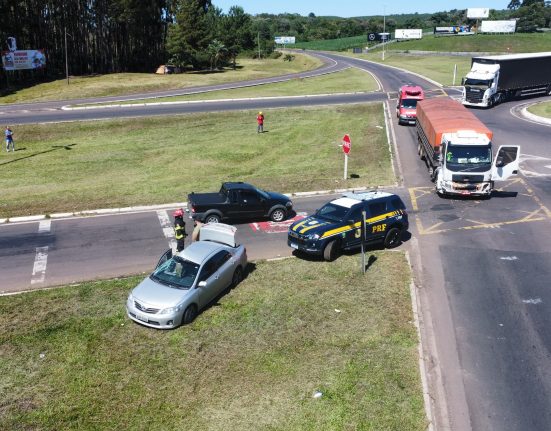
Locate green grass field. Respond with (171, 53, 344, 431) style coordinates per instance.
(385, 33, 551, 53)
(0, 104, 393, 218)
(527, 100, 551, 118)
(294, 32, 551, 54)
(0, 54, 323, 104)
(79, 67, 379, 107)
(0, 253, 426, 430)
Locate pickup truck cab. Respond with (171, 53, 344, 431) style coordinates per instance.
(188, 182, 293, 224)
(396, 85, 424, 125)
(288, 191, 409, 261)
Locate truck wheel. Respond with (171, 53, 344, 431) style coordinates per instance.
(428, 166, 436, 182)
(269, 208, 286, 222)
(205, 214, 221, 224)
(384, 227, 402, 249)
(417, 143, 425, 160)
(323, 240, 340, 262)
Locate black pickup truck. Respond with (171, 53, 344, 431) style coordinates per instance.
(188, 182, 293, 224)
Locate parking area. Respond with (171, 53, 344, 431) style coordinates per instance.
(408, 177, 551, 235)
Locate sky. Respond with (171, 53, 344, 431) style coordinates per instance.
(211, 1, 510, 17)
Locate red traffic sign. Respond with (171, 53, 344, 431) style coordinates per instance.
(342, 134, 351, 155)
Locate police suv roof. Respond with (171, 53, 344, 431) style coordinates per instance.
(330, 191, 394, 208)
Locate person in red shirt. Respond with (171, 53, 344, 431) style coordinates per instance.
(256, 112, 264, 133)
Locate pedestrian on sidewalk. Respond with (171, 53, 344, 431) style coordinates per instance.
(173, 208, 188, 252)
(5, 126, 14, 152)
(256, 112, 264, 133)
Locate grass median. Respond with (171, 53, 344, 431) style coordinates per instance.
(0, 253, 426, 430)
(0, 54, 323, 104)
(78, 67, 379, 107)
(0, 103, 393, 218)
(527, 100, 551, 119)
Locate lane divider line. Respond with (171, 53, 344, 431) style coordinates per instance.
(38, 219, 51, 233)
(157, 210, 177, 251)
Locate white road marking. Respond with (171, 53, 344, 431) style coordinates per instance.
(38, 219, 51, 233)
(30, 220, 52, 285)
(522, 298, 542, 305)
(545, 165, 551, 170)
(157, 210, 177, 251)
(500, 256, 518, 261)
(31, 246, 49, 285)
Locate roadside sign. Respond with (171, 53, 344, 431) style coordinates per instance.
(342, 134, 351, 154)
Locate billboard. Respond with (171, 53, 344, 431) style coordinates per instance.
(274, 36, 295, 44)
(480, 20, 516, 33)
(395, 29, 423, 40)
(467, 8, 490, 19)
(434, 26, 472, 35)
(2, 49, 46, 71)
(367, 32, 391, 42)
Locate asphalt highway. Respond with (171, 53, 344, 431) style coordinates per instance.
(2, 51, 551, 431)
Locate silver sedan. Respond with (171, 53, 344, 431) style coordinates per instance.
(126, 223, 247, 329)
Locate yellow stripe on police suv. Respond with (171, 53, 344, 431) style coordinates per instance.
(292, 218, 310, 231)
(320, 211, 399, 239)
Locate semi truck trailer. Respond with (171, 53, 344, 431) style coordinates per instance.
(461, 52, 551, 108)
(416, 97, 520, 197)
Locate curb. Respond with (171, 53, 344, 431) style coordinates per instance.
(1, 185, 396, 225)
(520, 101, 551, 126)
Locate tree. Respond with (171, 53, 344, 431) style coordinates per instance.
(219, 6, 253, 69)
(167, 0, 215, 69)
(508, 0, 522, 9)
(513, 2, 546, 31)
(207, 39, 227, 69)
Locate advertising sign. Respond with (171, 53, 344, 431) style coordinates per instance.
(2, 49, 46, 71)
(480, 20, 516, 33)
(467, 8, 490, 19)
(434, 26, 472, 35)
(395, 29, 423, 40)
(274, 36, 295, 44)
(367, 32, 391, 42)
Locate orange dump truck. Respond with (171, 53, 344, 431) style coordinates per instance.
(416, 97, 520, 196)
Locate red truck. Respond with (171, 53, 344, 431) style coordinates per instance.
(416, 97, 520, 196)
(396, 85, 424, 125)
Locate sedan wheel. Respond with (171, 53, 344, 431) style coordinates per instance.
(182, 305, 198, 325)
(231, 267, 243, 288)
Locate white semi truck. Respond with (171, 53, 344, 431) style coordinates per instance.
(461, 52, 551, 108)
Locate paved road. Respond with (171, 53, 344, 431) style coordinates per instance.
(2, 52, 551, 431)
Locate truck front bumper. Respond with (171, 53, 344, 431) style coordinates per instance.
(437, 180, 492, 196)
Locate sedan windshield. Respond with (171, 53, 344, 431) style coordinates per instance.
(150, 256, 200, 289)
(446, 145, 492, 169)
(316, 203, 349, 222)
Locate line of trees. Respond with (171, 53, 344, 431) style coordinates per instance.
(0, 0, 549, 89)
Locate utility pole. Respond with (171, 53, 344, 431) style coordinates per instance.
(257, 31, 261, 59)
(64, 26, 69, 85)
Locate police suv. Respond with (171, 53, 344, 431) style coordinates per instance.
(288, 191, 409, 261)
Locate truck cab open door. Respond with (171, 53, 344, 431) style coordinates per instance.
(491, 146, 520, 181)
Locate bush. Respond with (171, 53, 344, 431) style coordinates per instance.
(283, 54, 295, 62)
(270, 51, 283, 59)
